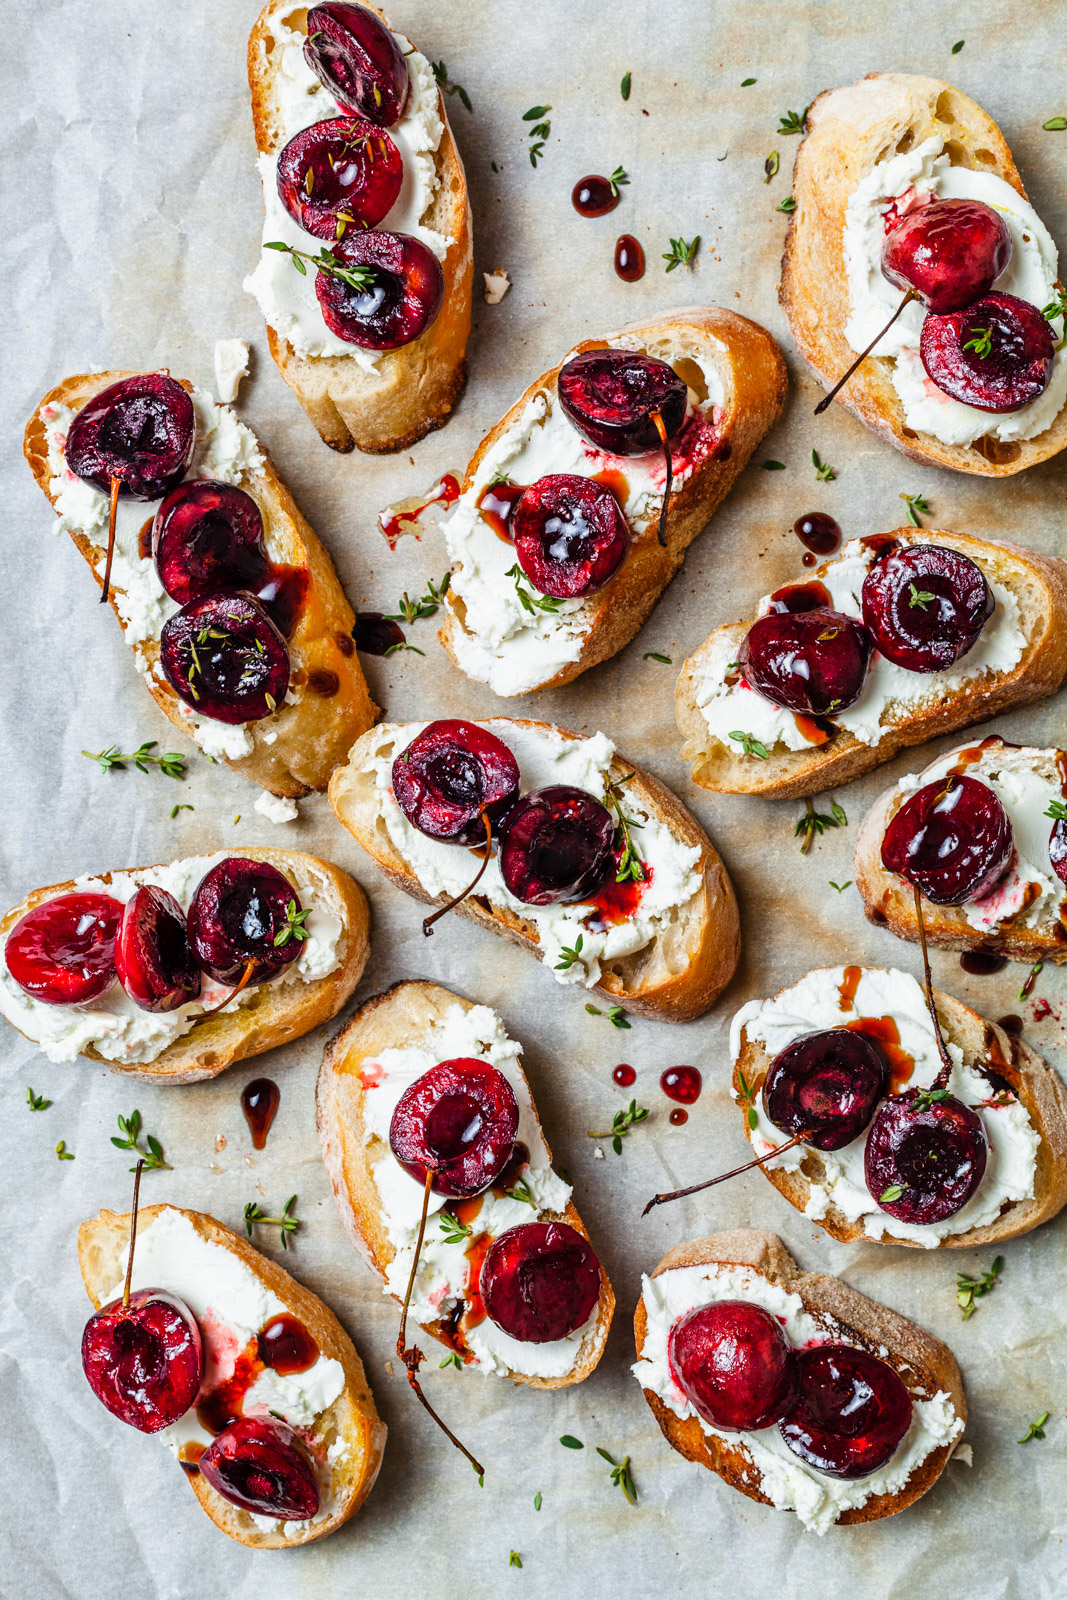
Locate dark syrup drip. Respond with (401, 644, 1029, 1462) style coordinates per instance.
(353, 613, 405, 655)
(572, 175, 619, 217)
(997, 1014, 1023, 1036)
(257, 1314, 319, 1375)
(241, 1077, 280, 1150)
(960, 951, 1008, 976)
(615, 235, 645, 281)
(768, 579, 832, 613)
(669, 1108, 688, 1126)
(476, 480, 526, 542)
(793, 513, 841, 557)
(660, 1065, 702, 1104)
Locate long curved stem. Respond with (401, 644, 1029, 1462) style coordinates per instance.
(122, 1159, 146, 1311)
(423, 812, 493, 937)
(642, 1129, 812, 1215)
(100, 476, 121, 605)
(199, 958, 258, 1018)
(650, 408, 673, 549)
(913, 884, 954, 1086)
(814, 289, 916, 416)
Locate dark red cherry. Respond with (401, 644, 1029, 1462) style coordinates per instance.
(153, 481, 268, 606)
(480, 1222, 602, 1343)
(762, 1030, 888, 1152)
(115, 886, 201, 1013)
(392, 720, 520, 847)
(881, 198, 1013, 314)
(557, 348, 687, 454)
(388, 1057, 519, 1197)
(498, 786, 616, 906)
(65, 374, 195, 500)
(881, 775, 1013, 904)
(315, 229, 444, 349)
(668, 1300, 797, 1433)
(1050, 813, 1067, 887)
(861, 544, 994, 673)
(739, 607, 872, 715)
(5, 892, 122, 1004)
(199, 1414, 320, 1521)
(779, 1345, 912, 1478)
(303, 1, 409, 125)
(512, 474, 629, 599)
(864, 1087, 987, 1223)
(572, 175, 620, 217)
(159, 592, 289, 724)
(81, 1287, 202, 1433)
(187, 858, 304, 986)
(276, 117, 403, 239)
(920, 291, 1055, 412)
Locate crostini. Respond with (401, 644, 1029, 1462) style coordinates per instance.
(246, 1, 473, 452)
(0, 849, 369, 1083)
(676, 527, 1067, 798)
(328, 717, 740, 1021)
(634, 1230, 965, 1533)
(438, 308, 787, 697)
(25, 370, 377, 796)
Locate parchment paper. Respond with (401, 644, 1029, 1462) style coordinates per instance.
(2, 3, 1066, 1597)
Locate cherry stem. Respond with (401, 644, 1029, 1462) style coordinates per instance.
(642, 1129, 812, 1215)
(650, 408, 672, 548)
(423, 811, 493, 937)
(100, 476, 121, 606)
(122, 1158, 146, 1311)
(200, 958, 258, 1018)
(814, 288, 916, 416)
(913, 883, 955, 1087)
(397, 1169, 485, 1479)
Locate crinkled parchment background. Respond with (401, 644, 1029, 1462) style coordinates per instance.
(2, 3, 1066, 1597)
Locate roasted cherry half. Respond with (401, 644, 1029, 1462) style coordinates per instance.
(82, 1287, 203, 1433)
(668, 1300, 797, 1433)
(480, 1221, 601, 1343)
(159, 592, 289, 724)
(315, 229, 444, 349)
(881, 198, 1013, 315)
(1050, 811, 1067, 887)
(864, 1087, 987, 1224)
(392, 720, 520, 846)
(115, 886, 201, 1013)
(920, 291, 1055, 412)
(65, 374, 195, 500)
(498, 786, 616, 906)
(304, 2, 408, 125)
(199, 1414, 320, 1521)
(389, 1057, 519, 1197)
(513, 474, 629, 598)
(154, 481, 268, 606)
(861, 543, 994, 673)
(762, 1030, 888, 1151)
(277, 117, 403, 238)
(5, 892, 122, 1004)
(739, 607, 872, 715)
(779, 1345, 912, 1478)
(557, 348, 687, 454)
(188, 858, 304, 987)
(881, 775, 1013, 904)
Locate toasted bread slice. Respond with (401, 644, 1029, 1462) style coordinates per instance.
(634, 1229, 966, 1530)
(438, 308, 787, 696)
(781, 73, 1067, 475)
(677, 527, 1067, 799)
(328, 719, 740, 1021)
(247, 3, 472, 452)
(0, 848, 369, 1084)
(25, 371, 378, 797)
(317, 980, 614, 1388)
(78, 1204, 386, 1548)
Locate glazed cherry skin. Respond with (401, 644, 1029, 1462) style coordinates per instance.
(881, 775, 1014, 905)
(865, 1087, 988, 1224)
(392, 720, 520, 847)
(81, 1287, 203, 1433)
(5, 892, 122, 1005)
(779, 1345, 913, 1478)
(159, 592, 290, 724)
(861, 544, 994, 673)
(315, 230, 444, 349)
(304, 2, 409, 126)
(199, 1414, 320, 1521)
(668, 1300, 797, 1433)
(881, 198, 1013, 314)
(65, 375, 196, 500)
(762, 1030, 888, 1152)
(115, 886, 201, 1013)
(389, 1058, 519, 1196)
(513, 474, 630, 599)
(557, 349, 687, 454)
(188, 858, 304, 986)
(1050, 813, 1067, 887)
(480, 1221, 602, 1343)
(920, 291, 1055, 412)
(153, 481, 268, 607)
(739, 607, 873, 716)
(498, 786, 617, 906)
(276, 117, 403, 238)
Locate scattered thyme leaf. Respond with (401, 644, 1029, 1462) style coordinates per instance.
(383, 641, 426, 656)
(963, 326, 993, 358)
(170, 803, 194, 819)
(1045, 799, 1067, 822)
(620, 71, 631, 100)
(26, 1087, 51, 1111)
(555, 933, 585, 971)
(523, 105, 551, 120)
(509, 1552, 523, 1568)
(585, 1003, 632, 1030)
(914, 1086, 952, 1113)
(608, 166, 630, 196)
(1020, 961, 1043, 1000)
(899, 492, 931, 527)
(776, 195, 797, 213)
(741, 77, 757, 86)
(662, 235, 700, 273)
(829, 880, 851, 893)
(642, 651, 672, 663)
(111, 1110, 170, 1171)
(588, 1099, 649, 1151)
(763, 150, 779, 182)
(762, 459, 786, 470)
(439, 1351, 463, 1369)
(559, 1435, 584, 1449)
(273, 898, 312, 948)
(438, 1212, 473, 1244)
(956, 1255, 1003, 1320)
(812, 449, 835, 481)
(730, 730, 770, 760)
(534, 1491, 542, 1510)
(1019, 1411, 1050, 1443)
(1042, 117, 1067, 131)
(244, 1195, 300, 1250)
(951, 39, 965, 52)
(56, 1141, 75, 1161)
(908, 583, 936, 609)
(597, 1449, 638, 1506)
(880, 1184, 904, 1204)
(778, 105, 809, 134)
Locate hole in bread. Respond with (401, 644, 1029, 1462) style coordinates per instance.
(901, 426, 918, 439)
(200, 1053, 219, 1069)
(975, 148, 996, 166)
(935, 93, 957, 125)
(282, 8, 310, 29)
(895, 130, 915, 155)
(672, 357, 709, 406)
(942, 139, 970, 167)
(971, 435, 1021, 465)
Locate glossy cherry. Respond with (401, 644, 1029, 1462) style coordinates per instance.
(1050, 811, 1067, 887)
(277, 117, 403, 238)
(392, 720, 520, 846)
(513, 474, 629, 598)
(762, 1030, 888, 1151)
(881, 775, 1013, 904)
(864, 1086, 987, 1223)
(199, 1414, 320, 1520)
(480, 1222, 601, 1343)
(5, 892, 122, 1004)
(920, 291, 1055, 412)
(159, 592, 289, 724)
(779, 1345, 912, 1478)
(82, 1286, 203, 1433)
(188, 858, 304, 986)
(65, 375, 195, 500)
(303, 2, 409, 125)
(315, 229, 444, 349)
(557, 349, 687, 455)
(882, 198, 1012, 315)
(115, 886, 201, 1013)
(861, 543, 994, 672)
(498, 786, 616, 906)
(389, 1057, 519, 1196)
(153, 481, 268, 605)
(668, 1300, 797, 1433)
(739, 607, 873, 715)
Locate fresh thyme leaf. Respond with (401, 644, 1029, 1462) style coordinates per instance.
(534, 1491, 542, 1510)
(642, 651, 672, 663)
(735, 1069, 760, 1130)
(555, 933, 584, 971)
(831, 800, 847, 825)
(438, 1212, 473, 1244)
(729, 730, 770, 760)
(244, 1194, 300, 1250)
(439, 1351, 463, 1369)
(741, 77, 756, 86)
(880, 1184, 904, 1203)
(662, 235, 700, 273)
(506, 563, 563, 613)
(559, 1435, 584, 1449)
(951, 39, 964, 52)
(812, 449, 835, 481)
(776, 195, 797, 213)
(608, 166, 630, 196)
(597, 1449, 638, 1506)
(56, 1140, 75, 1161)
(620, 71, 631, 100)
(111, 1110, 171, 1171)
(1045, 800, 1067, 822)
(506, 1176, 538, 1209)
(1019, 1411, 1050, 1443)
(273, 897, 312, 948)
(83, 742, 187, 780)
(509, 1552, 523, 1568)
(963, 326, 993, 358)
(606, 771, 647, 885)
(778, 105, 809, 134)
(26, 1087, 51, 1111)
(914, 1086, 951, 1113)
(763, 150, 779, 182)
(385, 573, 450, 624)
(588, 1098, 649, 1148)
(1042, 117, 1067, 131)
(1042, 292, 1067, 326)
(908, 583, 936, 609)
(383, 641, 425, 656)
(761, 459, 785, 470)
(829, 880, 851, 893)
(170, 803, 194, 819)
(523, 105, 551, 120)
(899, 492, 931, 527)
(264, 240, 375, 293)
(430, 61, 473, 113)
(956, 1255, 1002, 1320)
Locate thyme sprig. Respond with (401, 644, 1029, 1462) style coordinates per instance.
(776, 195, 797, 213)
(273, 899, 311, 948)
(963, 326, 993, 358)
(1046, 799, 1067, 822)
(588, 1098, 649, 1153)
(26, 1087, 51, 1111)
(1019, 1411, 1050, 1443)
(597, 1448, 638, 1505)
(607, 166, 630, 196)
(586, 1003, 631, 1029)
(606, 772, 647, 884)
(908, 583, 936, 608)
(244, 1194, 300, 1249)
(506, 563, 563, 614)
(555, 934, 584, 971)
(662, 235, 700, 273)
(956, 1255, 1003, 1320)
(506, 1176, 537, 1209)
(913, 1085, 951, 1113)
(430, 61, 472, 113)
(385, 573, 450, 624)
(438, 1212, 473, 1244)
(111, 1111, 170, 1171)
(812, 449, 835, 481)
(83, 742, 186, 780)
(439, 1350, 463, 1369)
(899, 492, 931, 527)
(730, 729, 770, 760)
(264, 240, 375, 292)
(778, 105, 810, 134)
(523, 103, 552, 167)
(795, 797, 847, 853)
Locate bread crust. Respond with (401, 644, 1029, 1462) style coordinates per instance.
(328, 719, 741, 1021)
(248, 4, 473, 453)
(78, 1204, 386, 1548)
(0, 848, 370, 1084)
(677, 527, 1067, 798)
(634, 1229, 966, 1527)
(439, 306, 787, 694)
(780, 72, 1067, 476)
(24, 370, 378, 797)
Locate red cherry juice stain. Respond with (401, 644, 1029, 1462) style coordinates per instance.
(669, 1108, 688, 1126)
(613, 1063, 636, 1088)
(241, 1078, 279, 1150)
(379, 474, 460, 548)
(660, 1066, 701, 1104)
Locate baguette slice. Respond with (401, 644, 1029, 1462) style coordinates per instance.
(328, 719, 741, 1021)
(316, 979, 614, 1388)
(780, 72, 1067, 476)
(78, 1205, 386, 1548)
(677, 527, 1067, 799)
(439, 307, 787, 695)
(248, 3, 473, 452)
(0, 848, 369, 1084)
(634, 1229, 966, 1528)
(25, 371, 378, 797)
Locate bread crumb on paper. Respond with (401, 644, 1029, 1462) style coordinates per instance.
(254, 790, 299, 824)
(483, 269, 511, 305)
